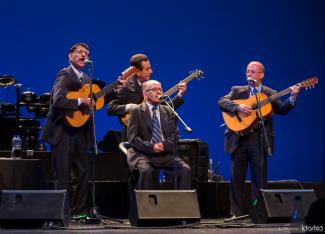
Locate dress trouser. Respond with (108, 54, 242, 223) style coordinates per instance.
(52, 128, 89, 215)
(230, 131, 267, 216)
(135, 155, 191, 190)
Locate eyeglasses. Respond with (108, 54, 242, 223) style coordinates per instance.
(246, 70, 263, 74)
(145, 87, 163, 92)
(74, 49, 90, 57)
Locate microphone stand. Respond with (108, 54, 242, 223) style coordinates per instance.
(250, 82, 272, 192)
(160, 96, 192, 190)
(85, 61, 122, 224)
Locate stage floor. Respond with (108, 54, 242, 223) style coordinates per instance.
(0, 218, 297, 234)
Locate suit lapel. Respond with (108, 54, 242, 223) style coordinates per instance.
(140, 103, 152, 138)
(159, 105, 168, 138)
(239, 85, 250, 99)
(67, 66, 83, 87)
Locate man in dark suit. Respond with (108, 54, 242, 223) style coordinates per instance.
(127, 80, 191, 189)
(42, 43, 93, 216)
(107, 54, 187, 139)
(218, 61, 300, 218)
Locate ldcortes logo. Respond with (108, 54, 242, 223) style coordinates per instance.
(302, 225, 323, 232)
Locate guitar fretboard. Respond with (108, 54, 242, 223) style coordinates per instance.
(95, 80, 119, 99)
(164, 71, 202, 97)
(252, 87, 292, 109)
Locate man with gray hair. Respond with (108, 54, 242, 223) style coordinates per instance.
(127, 80, 191, 189)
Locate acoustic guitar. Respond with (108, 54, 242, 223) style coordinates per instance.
(65, 66, 136, 127)
(222, 77, 318, 134)
(119, 69, 204, 127)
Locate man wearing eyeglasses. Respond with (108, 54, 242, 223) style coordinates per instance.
(107, 54, 187, 139)
(127, 80, 191, 189)
(42, 43, 93, 218)
(218, 61, 300, 220)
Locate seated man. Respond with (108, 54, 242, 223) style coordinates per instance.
(127, 80, 191, 189)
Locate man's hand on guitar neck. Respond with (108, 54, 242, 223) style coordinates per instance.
(237, 104, 252, 117)
(177, 82, 187, 97)
(290, 85, 300, 103)
(116, 76, 128, 89)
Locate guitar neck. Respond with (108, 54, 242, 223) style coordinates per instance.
(253, 87, 292, 109)
(163, 73, 196, 97)
(95, 80, 119, 99)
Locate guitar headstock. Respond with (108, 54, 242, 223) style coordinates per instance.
(298, 77, 319, 89)
(121, 66, 137, 81)
(189, 69, 204, 80)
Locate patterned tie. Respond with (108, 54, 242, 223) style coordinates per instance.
(151, 105, 162, 143)
(250, 87, 258, 96)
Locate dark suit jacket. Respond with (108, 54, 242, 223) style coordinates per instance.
(218, 85, 294, 154)
(42, 65, 90, 146)
(107, 75, 184, 117)
(126, 102, 178, 170)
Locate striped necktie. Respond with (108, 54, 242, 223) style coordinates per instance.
(151, 105, 162, 143)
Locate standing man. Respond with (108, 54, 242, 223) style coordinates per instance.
(107, 54, 187, 138)
(127, 80, 191, 189)
(218, 61, 300, 218)
(42, 43, 93, 216)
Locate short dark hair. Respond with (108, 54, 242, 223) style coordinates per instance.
(129, 54, 148, 70)
(69, 43, 90, 53)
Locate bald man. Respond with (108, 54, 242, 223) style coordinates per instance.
(218, 61, 300, 218)
(127, 80, 191, 190)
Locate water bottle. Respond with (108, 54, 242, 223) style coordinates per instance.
(15, 135, 22, 158)
(11, 135, 17, 159)
(11, 135, 22, 158)
(208, 159, 215, 182)
(290, 195, 305, 233)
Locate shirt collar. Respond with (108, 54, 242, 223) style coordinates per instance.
(249, 83, 262, 93)
(146, 101, 159, 111)
(70, 64, 83, 79)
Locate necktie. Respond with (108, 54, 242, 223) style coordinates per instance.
(151, 106, 162, 143)
(250, 87, 258, 96)
(80, 74, 84, 84)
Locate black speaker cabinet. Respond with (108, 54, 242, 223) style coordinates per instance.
(129, 190, 201, 227)
(177, 139, 209, 182)
(98, 130, 122, 152)
(251, 189, 317, 223)
(0, 190, 69, 228)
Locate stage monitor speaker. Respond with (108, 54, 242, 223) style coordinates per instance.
(251, 189, 317, 224)
(305, 198, 325, 229)
(0, 190, 69, 228)
(129, 189, 201, 227)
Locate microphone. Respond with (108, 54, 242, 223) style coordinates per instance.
(247, 78, 257, 85)
(158, 95, 168, 101)
(185, 127, 192, 133)
(84, 59, 93, 65)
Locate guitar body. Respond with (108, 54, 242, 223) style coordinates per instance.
(64, 66, 137, 128)
(65, 83, 102, 128)
(222, 93, 272, 133)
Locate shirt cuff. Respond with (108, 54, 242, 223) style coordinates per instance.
(289, 96, 296, 106)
